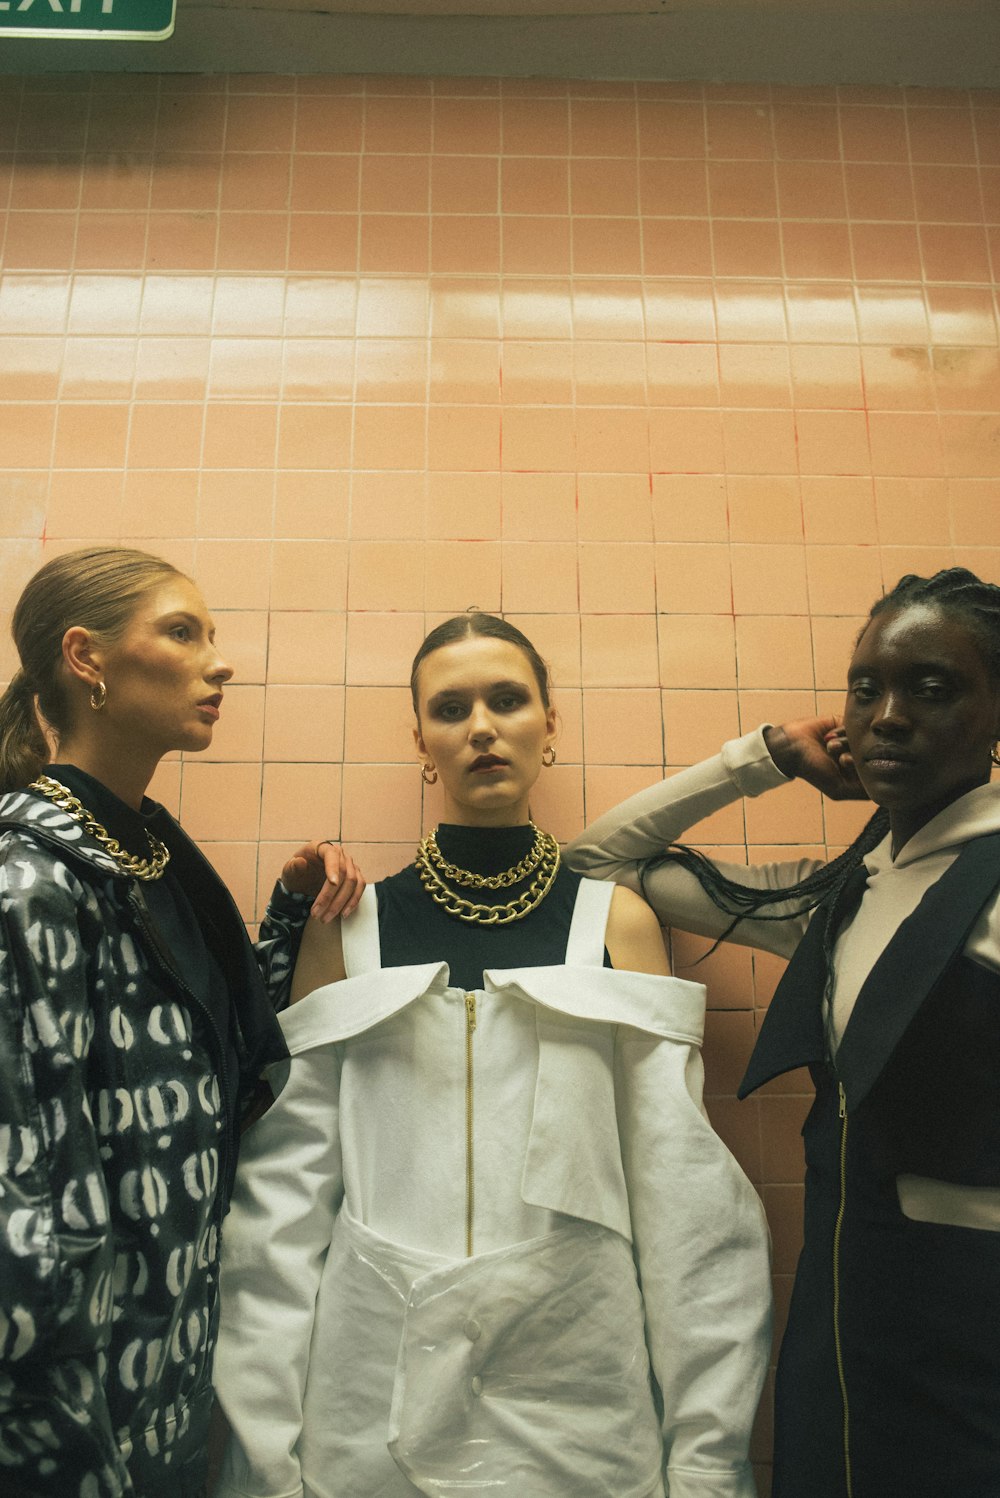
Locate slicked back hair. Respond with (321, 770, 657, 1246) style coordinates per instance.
(0, 546, 184, 792)
(409, 612, 551, 718)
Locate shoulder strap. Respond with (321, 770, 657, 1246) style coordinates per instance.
(565, 877, 614, 967)
(340, 884, 382, 978)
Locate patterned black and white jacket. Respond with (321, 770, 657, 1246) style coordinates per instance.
(0, 786, 301, 1498)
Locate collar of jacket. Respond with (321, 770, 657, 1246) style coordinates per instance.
(739, 829, 1000, 1110)
(0, 784, 130, 879)
(0, 785, 288, 1104)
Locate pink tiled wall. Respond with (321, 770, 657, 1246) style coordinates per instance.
(2, 72, 999, 1487)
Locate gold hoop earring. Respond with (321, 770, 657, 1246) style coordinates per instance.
(542, 745, 556, 767)
(90, 681, 107, 712)
(421, 763, 438, 785)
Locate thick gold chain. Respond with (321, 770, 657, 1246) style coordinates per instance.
(422, 821, 548, 890)
(29, 774, 170, 882)
(415, 826, 560, 924)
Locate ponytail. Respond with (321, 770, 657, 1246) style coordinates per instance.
(0, 670, 49, 793)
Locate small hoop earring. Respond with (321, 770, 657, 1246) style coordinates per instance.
(991, 743, 1000, 769)
(542, 745, 556, 767)
(90, 681, 107, 712)
(421, 763, 438, 785)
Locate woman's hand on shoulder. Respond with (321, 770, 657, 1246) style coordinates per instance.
(764, 716, 869, 802)
(281, 840, 365, 922)
(605, 885, 671, 976)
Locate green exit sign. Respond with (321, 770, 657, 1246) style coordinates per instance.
(0, 0, 175, 40)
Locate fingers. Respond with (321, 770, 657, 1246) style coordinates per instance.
(279, 842, 367, 921)
(769, 716, 871, 802)
(821, 727, 869, 800)
(787, 712, 841, 747)
(310, 842, 365, 923)
(824, 725, 849, 759)
(279, 852, 311, 890)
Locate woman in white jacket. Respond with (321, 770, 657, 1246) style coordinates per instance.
(212, 611, 771, 1498)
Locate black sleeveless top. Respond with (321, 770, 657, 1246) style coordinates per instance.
(376, 823, 610, 991)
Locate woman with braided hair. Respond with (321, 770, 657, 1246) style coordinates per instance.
(212, 611, 772, 1498)
(566, 566, 1000, 1498)
(0, 547, 361, 1498)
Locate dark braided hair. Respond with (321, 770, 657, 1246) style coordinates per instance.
(642, 567, 1000, 959)
(866, 567, 1000, 682)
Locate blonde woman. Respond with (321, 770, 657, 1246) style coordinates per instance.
(0, 548, 360, 1498)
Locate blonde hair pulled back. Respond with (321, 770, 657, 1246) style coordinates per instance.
(0, 546, 184, 793)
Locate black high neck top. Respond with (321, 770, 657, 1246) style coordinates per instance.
(376, 822, 609, 990)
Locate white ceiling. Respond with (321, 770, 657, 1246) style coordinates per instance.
(1, 0, 998, 86)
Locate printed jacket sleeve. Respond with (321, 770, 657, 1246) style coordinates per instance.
(565, 727, 823, 958)
(212, 1037, 344, 1498)
(0, 839, 132, 1498)
(615, 1025, 773, 1498)
(253, 883, 310, 1013)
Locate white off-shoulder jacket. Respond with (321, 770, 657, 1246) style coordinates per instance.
(213, 878, 771, 1498)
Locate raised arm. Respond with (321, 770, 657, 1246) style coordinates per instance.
(564, 723, 858, 958)
(289, 909, 347, 1002)
(255, 841, 363, 1011)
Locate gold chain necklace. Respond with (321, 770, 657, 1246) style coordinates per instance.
(415, 825, 560, 925)
(29, 774, 170, 882)
(422, 821, 549, 890)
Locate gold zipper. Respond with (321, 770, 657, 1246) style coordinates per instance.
(464, 993, 477, 1258)
(832, 1080, 853, 1498)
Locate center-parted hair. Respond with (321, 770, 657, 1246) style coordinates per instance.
(410, 612, 552, 715)
(644, 567, 1000, 960)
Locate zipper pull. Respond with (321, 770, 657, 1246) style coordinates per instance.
(465, 993, 477, 1033)
(838, 1081, 847, 1120)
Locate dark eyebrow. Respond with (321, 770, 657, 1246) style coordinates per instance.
(903, 659, 960, 676)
